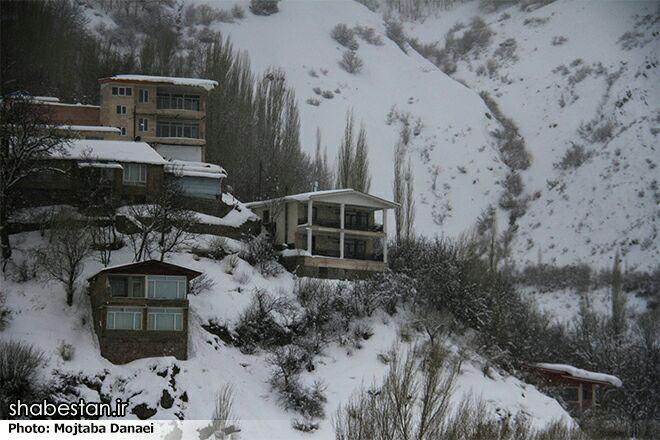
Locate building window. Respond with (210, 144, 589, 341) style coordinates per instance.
(108, 275, 145, 298)
(344, 239, 366, 259)
(147, 307, 183, 331)
(111, 86, 132, 96)
(262, 210, 270, 224)
(123, 163, 147, 186)
(345, 211, 369, 230)
(156, 120, 199, 139)
(156, 93, 200, 111)
(139, 118, 149, 132)
(119, 127, 127, 136)
(139, 89, 149, 103)
(106, 306, 143, 330)
(147, 275, 187, 300)
(116, 105, 127, 115)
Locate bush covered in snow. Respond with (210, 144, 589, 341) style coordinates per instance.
(250, 0, 280, 16)
(331, 24, 358, 50)
(339, 50, 364, 74)
(0, 340, 47, 418)
(555, 143, 593, 170)
(384, 19, 407, 53)
(239, 234, 283, 277)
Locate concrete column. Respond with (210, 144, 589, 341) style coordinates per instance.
(382, 208, 388, 264)
(307, 200, 313, 254)
(340, 204, 345, 259)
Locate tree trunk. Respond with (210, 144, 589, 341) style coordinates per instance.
(66, 277, 74, 306)
(0, 198, 11, 264)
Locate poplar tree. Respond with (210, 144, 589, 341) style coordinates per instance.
(353, 124, 371, 192)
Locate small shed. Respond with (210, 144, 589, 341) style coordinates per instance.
(532, 363, 622, 412)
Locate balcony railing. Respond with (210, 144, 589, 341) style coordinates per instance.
(312, 248, 383, 261)
(298, 217, 384, 232)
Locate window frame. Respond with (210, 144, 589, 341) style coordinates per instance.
(138, 118, 149, 132)
(116, 105, 127, 115)
(147, 307, 184, 331)
(139, 89, 149, 103)
(106, 306, 143, 330)
(122, 163, 147, 186)
(147, 275, 187, 300)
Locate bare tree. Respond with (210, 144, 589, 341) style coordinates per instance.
(0, 96, 69, 265)
(126, 182, 196, 262)
(336, 111, 355, 189)
(611, 251, 626, 336)
(393, 141, 405, 244)
(404, 158, 415, 240)
(33, 211, 92, 306)
(353, 124, 371, 193)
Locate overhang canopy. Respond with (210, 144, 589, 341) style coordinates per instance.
(246, 189, 399, 210)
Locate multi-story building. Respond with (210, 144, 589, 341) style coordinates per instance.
(246, 189, 399, 279)
(98, 74, 218, 163)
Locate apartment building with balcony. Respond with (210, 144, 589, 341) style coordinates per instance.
(246, 189, 399, 279)
(98, 74, 218, 163)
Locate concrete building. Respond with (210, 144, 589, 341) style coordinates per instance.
(246, 189, 399, 279)
(98, 75, 218, 163)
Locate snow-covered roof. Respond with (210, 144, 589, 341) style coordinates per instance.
(164, 160, 227, 179)
(56, 125, 121, 133)
(89, 260, 202, 280)
(534, 363, 623, 387)
(52, 139, 167, 165)
(100, 74, 218, 91)
(245, 189, 399, 210)
(78, 162, 123, 170)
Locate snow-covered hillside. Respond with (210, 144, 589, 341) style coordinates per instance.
(82, 0, 659, 270)
(403, 0, 660, 269)
(2, 230, 572, 437)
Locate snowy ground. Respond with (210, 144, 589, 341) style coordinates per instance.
(1, 230, 572, 436)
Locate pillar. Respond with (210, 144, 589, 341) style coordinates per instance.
(307, 200, 313, 253)
(340, 203, 345, 259)
(382, 208, 388, 264)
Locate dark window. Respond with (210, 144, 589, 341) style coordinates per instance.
(112, 87, 119, 95)
(344, 239, 366, 259)
(345, 211, 369, 230)
(156, 120, 199, 139)
(108, 276, 144, 297)
(157, 93, 200, 110)
(139, 89, 149, 103)
(139, 118, 148, 132)
(109, 276, 127, 297)
(116, 105, 126, 115)
(125, 87, 132, 96)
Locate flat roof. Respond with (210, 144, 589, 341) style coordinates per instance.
(99, 74, 218, 91)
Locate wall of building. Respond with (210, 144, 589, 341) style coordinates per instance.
(35, 103, 101, 126)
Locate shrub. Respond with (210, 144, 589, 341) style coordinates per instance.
(552, 35, 568, 46)
(250, 0, 279, 16)
(231, 5, 245, 19)
(0, 291, 9, 331)
(331, 24, 358, 50)
(57, 341, 74, 361)
(235, 290, 296, 350)
(385, 19, 407, 53)
(0, 340, 46, 418)
(189, 273, 216, 296)
(321, 90, 334, 99)
(198, 384, 240, 439)
(556, 143, 593, 170)
(270, 372, 327, 419)
(445, 17, 493, 59)
(516, 263, 592, 292)
(239, 234, 282, 277)
(10, 259, 36, 283)
(339, 50, 363, 74)
(224, 254, 240, 274)
(354, 25, 383, 45)
(306, 98, 321, 106)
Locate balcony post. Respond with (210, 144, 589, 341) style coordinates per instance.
(340, 203, 345, 259)
(307, 200, 313, 254)
(382, 208, 388, 264)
